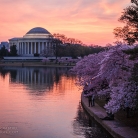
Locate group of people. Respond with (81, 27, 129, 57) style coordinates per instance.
(83, 89, 115, 120)
(83, 88, 133, 121)
(83, 88, 95, 107)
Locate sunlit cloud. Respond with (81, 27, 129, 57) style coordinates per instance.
(0, 0, 130, 45)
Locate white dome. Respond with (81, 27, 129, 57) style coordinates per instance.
(26, 27, 51, 34)
(23, 27, 53, 38)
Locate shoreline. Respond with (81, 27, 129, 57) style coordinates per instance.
(81, 93, 138, 138)
(0, 62, 74, 68)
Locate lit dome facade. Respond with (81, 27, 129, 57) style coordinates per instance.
(26, 27, 51, 34)
(23, 27, 52, 39)
(9, 27, 54, 57)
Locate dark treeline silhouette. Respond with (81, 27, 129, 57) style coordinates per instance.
(0, 45, 17, 57)
(54, 44, 106, 58)
(52, 33, 106, 58)
(0, 35, 106, 58)
(0, 67, 9, 78)
(53, 33, 83, 45)
(0, 46, 9, 57)
(113, 0, 138, 45)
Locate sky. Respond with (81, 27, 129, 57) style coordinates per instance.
(0, 0, 130, 46)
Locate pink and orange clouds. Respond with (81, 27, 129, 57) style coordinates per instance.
(0, 0, 130, 46)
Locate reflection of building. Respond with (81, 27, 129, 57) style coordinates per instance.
(9, 27, 54, 56)
(0, 66, 74, 97)
(13, 67, 54, 86)
(2, 67, 54, 91)
(1, 67, 70, 91)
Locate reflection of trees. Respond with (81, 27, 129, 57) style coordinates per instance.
(54, 68, 68, 84)
(0, 67, 17, 81)
(0, 67, 9, 79)
(54, 68, 60, 84)
(10, 70, 17, 82)
(72, 102, 112, 138)
(0, 67, 74, 96)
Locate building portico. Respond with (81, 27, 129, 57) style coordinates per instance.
(9, 27, 54, 56)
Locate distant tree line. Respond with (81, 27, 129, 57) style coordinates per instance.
(0, 36, 106, 58)
(53, 33, 83, 45)
(41, 33, 106, 58)
(53, 44, 106, 58)
(0, 45, 17, 58)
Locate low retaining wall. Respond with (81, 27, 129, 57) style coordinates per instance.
(81, 93, 138, 138)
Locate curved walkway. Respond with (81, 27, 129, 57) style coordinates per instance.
(81, 93, 138, 138)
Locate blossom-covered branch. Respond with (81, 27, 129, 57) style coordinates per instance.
(71, 45, 138, 113)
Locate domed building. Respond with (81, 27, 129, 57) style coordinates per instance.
(9, 27, 54, 57)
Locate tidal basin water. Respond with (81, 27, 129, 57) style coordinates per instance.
(0, 66, 112, 138)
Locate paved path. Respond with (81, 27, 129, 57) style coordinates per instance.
(81, 93, 138, 138)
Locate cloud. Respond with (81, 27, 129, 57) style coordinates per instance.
(0, 0, 131, 45)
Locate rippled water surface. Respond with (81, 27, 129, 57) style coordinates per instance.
(0, 67, 112, 138)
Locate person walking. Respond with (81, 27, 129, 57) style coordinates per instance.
(92, 94, 95, 106)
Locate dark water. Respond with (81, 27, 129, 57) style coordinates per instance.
(0, 66, 112, 138)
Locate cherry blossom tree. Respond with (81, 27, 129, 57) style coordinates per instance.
(71, 45, 138, 113)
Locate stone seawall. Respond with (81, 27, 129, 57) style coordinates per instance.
(81, 93, 138, 138)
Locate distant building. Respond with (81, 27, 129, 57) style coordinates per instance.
(0, 41, 9, 50)
(9, 27, 54, 57)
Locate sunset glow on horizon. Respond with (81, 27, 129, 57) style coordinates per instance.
(0, 0, 130, 46)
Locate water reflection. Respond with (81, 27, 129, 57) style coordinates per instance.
(73, 102, 112, 138)
(0, 67, 9, 78)
(0, 66, 72, 95)
(0, 67, 112, 138)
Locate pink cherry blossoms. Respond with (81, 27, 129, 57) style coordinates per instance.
(71, 45, 138, 113)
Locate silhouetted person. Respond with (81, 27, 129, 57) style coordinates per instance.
(101, 111, 114, 120)
(88, 95, 92, 107)
(92, 94, 95, 106)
